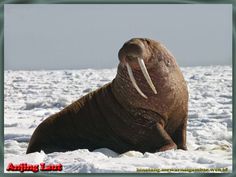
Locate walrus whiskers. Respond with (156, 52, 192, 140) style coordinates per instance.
(126, 63, 148, 99)
(138, 58, 157, 94)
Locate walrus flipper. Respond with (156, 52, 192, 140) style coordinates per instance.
(171, 116, 188, 150)
(26, 118, 55, 154)
(153, 123, 177, 152)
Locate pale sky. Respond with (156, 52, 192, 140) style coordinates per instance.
(4, 4, 232, 70)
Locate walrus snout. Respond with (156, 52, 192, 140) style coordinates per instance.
(123, 42, 144, 59)
(118, 38, 146, 64)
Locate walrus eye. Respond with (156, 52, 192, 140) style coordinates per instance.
(126, 63, 148, 99)
(138, 58, 157, 94)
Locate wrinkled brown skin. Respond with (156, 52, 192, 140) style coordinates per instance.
(26, 38, 188, 154)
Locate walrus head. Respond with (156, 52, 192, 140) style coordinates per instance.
(118, 38, 176, 99)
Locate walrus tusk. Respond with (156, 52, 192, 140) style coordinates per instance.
(126, 63, 148, 99)
(138, 58, 157, 94)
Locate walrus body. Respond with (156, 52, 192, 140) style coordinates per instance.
(27, 38, 188, 154)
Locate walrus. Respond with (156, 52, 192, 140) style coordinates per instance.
(26, 38, 188, 154)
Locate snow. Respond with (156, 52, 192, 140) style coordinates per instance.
(4, 66, 232, 173)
